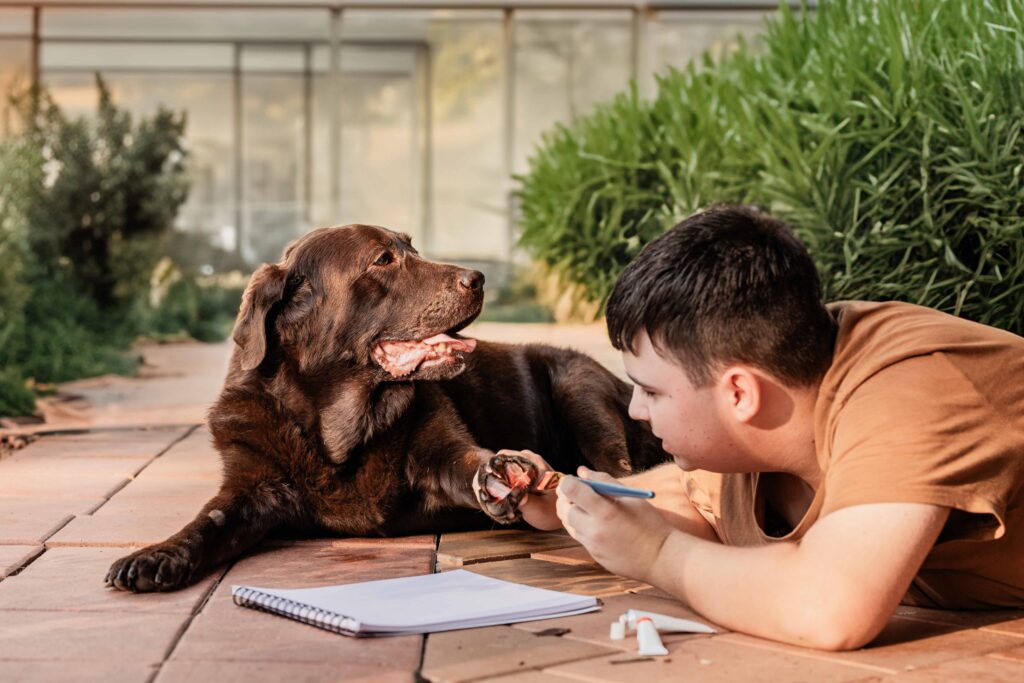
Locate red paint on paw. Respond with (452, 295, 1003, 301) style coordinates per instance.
(505, 462, 533, 490)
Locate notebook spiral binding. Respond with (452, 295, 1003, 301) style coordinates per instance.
(232, 586, 361, 635)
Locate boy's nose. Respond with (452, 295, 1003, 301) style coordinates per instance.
(628, 391, 648, 422)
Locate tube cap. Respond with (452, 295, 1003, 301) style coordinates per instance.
(609, 621, 626, 640)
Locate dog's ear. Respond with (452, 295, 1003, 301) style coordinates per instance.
(233, 264, 288, 371)
(279, 276, 315, 327)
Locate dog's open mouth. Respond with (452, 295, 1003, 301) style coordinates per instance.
(372, 332, 478, 378)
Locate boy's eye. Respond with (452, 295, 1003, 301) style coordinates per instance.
(373, 252, 394, 267)
(636, 386, 656, 399)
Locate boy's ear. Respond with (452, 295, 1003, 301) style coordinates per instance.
(719, 366, 762, 423)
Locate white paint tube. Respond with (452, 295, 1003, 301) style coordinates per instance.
(626, 609, 715, 634)
(635, 617, 669, 656)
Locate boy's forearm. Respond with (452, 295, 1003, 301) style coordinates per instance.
(642, 503, 949, 652)
(645, 531, 847, 649)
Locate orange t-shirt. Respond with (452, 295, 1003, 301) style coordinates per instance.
(684, 301, 1024, 608)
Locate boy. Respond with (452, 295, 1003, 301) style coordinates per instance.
(516, 205, 1024, 651)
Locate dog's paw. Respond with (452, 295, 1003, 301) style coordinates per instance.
(105, 542, 193, 593)
(473, 452, 542, 523)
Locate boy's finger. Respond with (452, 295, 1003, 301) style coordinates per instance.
(577, 466, 618, 484)
(564, 505, 584, 539)
(558, 475, 611, 514)
(555, 491, 581, 536)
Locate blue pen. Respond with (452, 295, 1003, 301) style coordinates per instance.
(579, 478, 656, 499)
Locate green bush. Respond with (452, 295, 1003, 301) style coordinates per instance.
(516, 0, 1024, 334)
(14, 78, 189, 312)
(0, 139, 34, 356)
(146, 274, 244, 343)
(0, 368, 35, 418)
(0, 78, 201, 416)
(1, 276, 138, 384)
(477, 270, 555, 324)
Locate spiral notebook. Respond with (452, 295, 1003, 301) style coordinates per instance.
(231, 569, 601, 637)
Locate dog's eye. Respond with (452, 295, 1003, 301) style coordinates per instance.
(373, 252, 394, 267)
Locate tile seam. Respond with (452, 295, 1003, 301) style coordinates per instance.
(416, 533, 443, 680)
(84, 424, 202, 520)
(152, 562, 233, 681)
(0, 545, 45, 582)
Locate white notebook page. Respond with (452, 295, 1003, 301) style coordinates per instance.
(232, 569, 599, 633)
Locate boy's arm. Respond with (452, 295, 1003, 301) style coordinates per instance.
(518, 460, 718, 542)
(557, 472, 949, 651)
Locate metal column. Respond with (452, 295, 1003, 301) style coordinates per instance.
(328, 8, 342, 221)
(502, 8, 517, 262)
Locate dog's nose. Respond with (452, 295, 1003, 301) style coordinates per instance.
(458, 269, 484, 292)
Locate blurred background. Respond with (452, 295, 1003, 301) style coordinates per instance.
(0, 1, 767, 278)
(0, 0, 773, 420)
(3, 0, 1023, 424)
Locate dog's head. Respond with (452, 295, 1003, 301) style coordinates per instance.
(231, 224, 483, 381)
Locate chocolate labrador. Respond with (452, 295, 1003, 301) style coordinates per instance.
(105, 224, 668, 592)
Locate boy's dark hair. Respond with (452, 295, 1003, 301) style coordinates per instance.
(606, 205, 837, 387)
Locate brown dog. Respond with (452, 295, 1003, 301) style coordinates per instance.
(105, 225, 668, 592)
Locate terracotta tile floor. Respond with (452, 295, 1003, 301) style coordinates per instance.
(2, 329, 1023, 682)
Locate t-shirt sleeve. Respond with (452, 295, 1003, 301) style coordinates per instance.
(821, 353, 1022, 542)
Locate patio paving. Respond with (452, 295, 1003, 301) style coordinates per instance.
(2, 323, 1023, 682)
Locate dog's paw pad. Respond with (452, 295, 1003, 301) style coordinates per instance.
(105, 544, 192, 593)
(474, 454, 541, 523)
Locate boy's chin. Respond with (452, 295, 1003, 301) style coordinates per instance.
(671, 453, 698, 471)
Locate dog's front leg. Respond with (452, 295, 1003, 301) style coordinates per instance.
(407, 437, 546, 524)
(105, 481, 297, 593)
(407, 393, 552, 524)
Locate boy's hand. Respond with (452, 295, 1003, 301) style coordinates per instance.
(555, 466, 673, 583)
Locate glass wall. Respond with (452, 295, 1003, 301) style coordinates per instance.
(648, 10, 769, 87)
(240, 46, 309, 263)
(38, 7, 329, 265)
(342, 10, 507, 261)
(312, 44, 424, 247)
(9, 2, 772, 271)
(41, 43, 237, 257)
(514, 10, 633, 176)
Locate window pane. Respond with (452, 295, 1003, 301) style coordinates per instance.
(241, 48, 307, 74)
(0, 8, 33, 37)
(344, 10, 506, 262)
(42, 8, 329, 41)
(514, 11, 633, 176)
(241, 52, 308, 264)
(42, 42, 233, 71)
(649, 10, 768, 79)
(312, 45, 421, 243)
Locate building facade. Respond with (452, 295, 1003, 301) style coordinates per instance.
(0, 1, 777, 271)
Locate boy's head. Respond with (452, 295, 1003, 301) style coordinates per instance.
(606, 205, 836, 389)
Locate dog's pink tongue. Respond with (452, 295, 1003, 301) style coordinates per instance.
(423, 333, 477, 353)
